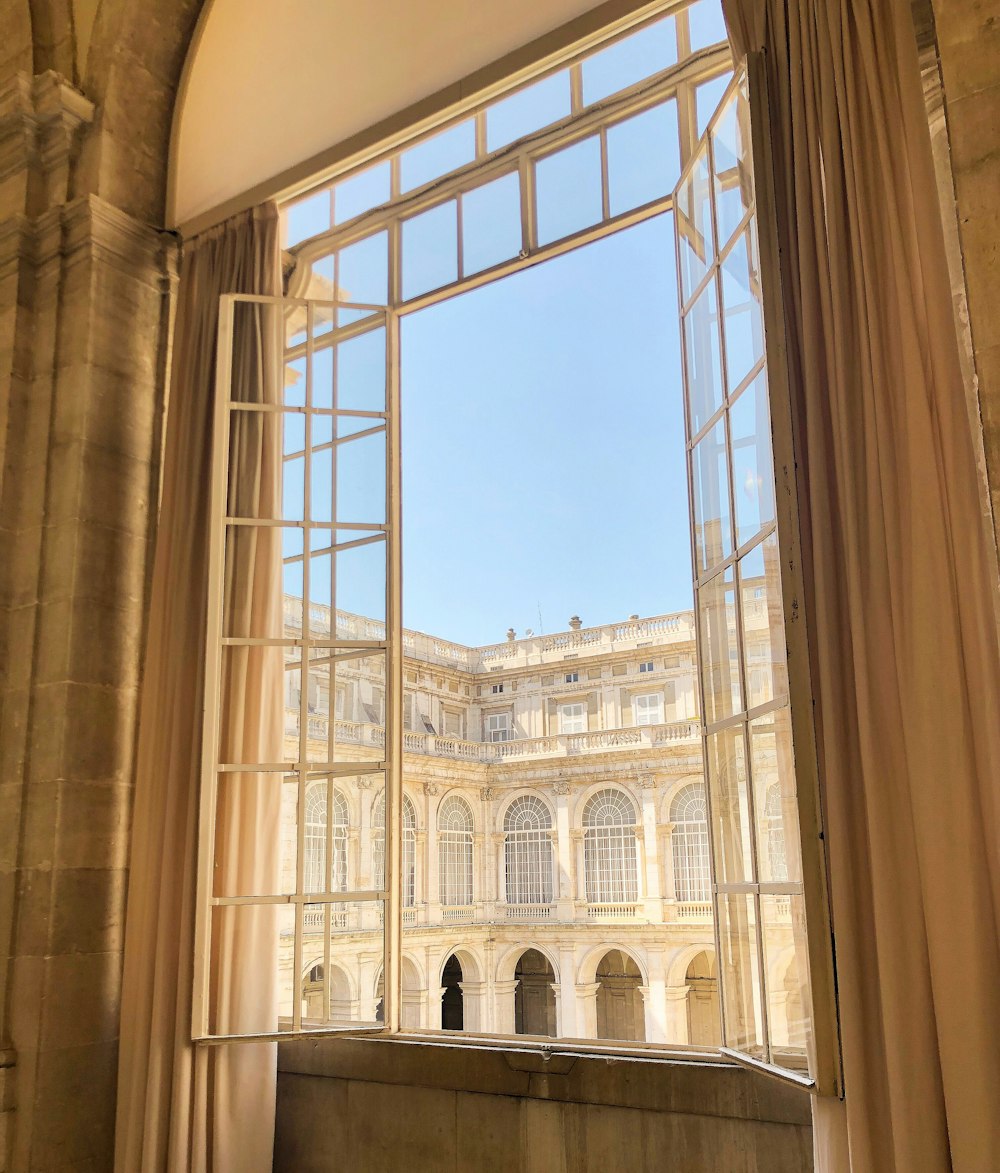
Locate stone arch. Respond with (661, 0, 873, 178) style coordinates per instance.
(437, 944, 483, 986)
(495, 941, 560, 985)
(577, 942, 648, 988)
(571, 779, 640, 827)
(496, 789, 555, 833)
(683, 949, 721, 1047)
(668, 942, 719, 988)
(594, 948, 645, 1043)
(660, 774, 707, 822)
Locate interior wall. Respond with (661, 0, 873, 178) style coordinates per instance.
(932, 0, 1000, 538)
(274, 1038, 813, 1173)
(168, 0, 655, 229)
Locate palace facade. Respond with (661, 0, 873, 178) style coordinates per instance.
(278, 601, 793, 1048)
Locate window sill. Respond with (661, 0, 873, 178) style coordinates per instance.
(277, 1033, 812, 1126)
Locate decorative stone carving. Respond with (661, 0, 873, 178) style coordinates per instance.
(552, 781, 571, 796)
(422, 782, 439, 796)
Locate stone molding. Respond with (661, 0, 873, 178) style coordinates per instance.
(0, 71, 94, 212)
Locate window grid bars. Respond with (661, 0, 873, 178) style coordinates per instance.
(195, 296, 397, 1043)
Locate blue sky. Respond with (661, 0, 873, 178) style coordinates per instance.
(401, 213, 693, 646)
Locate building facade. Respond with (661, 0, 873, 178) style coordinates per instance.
(279, 604, 756, 1048)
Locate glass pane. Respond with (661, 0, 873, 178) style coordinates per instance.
(285, 190, 331, 246)
(699, 566, 741, 723)
(282, 527, 305, 634)
(729, 371, 775, 546)
(210, 903, 291, 1034)
(720, 231, 764, 392)
(606, 100, 681, 216)
(706, 726, 753, 884)
(717, 894, 765, 1056)
(692, 416, 731, 574)
(738, 535, 787, 704)
(684, 278, 724, 438)
(334, 162, 391, 225)
(696, 71, 733, 137)
(461, 172, 522, 275)
(298, 900, 386, 1028)
(401, 120, 475, 192)
(712, 87, 754, 247)
(535, 136, 603, 245)
(337, 326, 387, 413)
(487, 72, 571, 151)
(676, 147, 714, 302)
(581, 15, 678, 105)
(687, 0, 730, 51)
(318, 534, 387, 627)
(212, 774, 294, 900)
(338, 231, 389, 316)
(284, 355, 306, 408)
(335, 430, 386, 526)
(761, 894, 812, 1067)
(749, 710, 802, 883)
(402, 201, 458, 299)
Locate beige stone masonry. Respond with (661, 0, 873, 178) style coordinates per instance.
(0, 70, 176, 1170)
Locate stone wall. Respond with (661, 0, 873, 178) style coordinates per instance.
(274, 1037, 813, 1173)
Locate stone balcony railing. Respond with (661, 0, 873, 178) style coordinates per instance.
(286, 714, 700, 761)
(282, 598, 697, 671)
(293, 899, 714, 935)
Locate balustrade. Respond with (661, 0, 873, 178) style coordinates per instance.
(504, 903, 554, 921)
(585, 902, 642, 921)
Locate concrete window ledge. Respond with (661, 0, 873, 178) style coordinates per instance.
(275, 1036, 814, 1172)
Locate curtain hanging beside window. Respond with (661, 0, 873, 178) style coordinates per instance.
(720, 0, 1000, 1168)
(115, 203, 282, 1173)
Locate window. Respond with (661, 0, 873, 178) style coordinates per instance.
(634, 693, 663, 726)
(558, 702, 586, 734)
(201, 10, 836, 1090)
(485, 712, 512, 742)
(372, 792, 416, 906)
(304, 783, 349, 895)
(503, 795, 553, 905)
(583, 789, 639, 904)
(438, 795, 474, 906)
(764, 784, 788, 882)
(670, 783, 710, 901)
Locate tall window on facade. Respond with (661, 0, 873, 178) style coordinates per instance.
(372, 792, 417, 905)
(670, 783, 710, 901)
(304, 783, 349, 895)
(583, 790, 639, 904)
(559, 702, 586, 734)
(485, 712, 512, 742)
(504, 796, 554, 906)
(634, 693, 663, 726)
(438, 795, 474, 906)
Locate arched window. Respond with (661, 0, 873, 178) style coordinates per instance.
(504, 795, 553, 905)
(438, 795, 474, 906)
(765, 784, 788, 881)
(372, 791, 417, 906)
(670, 783, 711, 901)
(304, 783, 348, 894)
(583, 789, 638, 904)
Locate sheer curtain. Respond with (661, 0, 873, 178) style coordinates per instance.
(115, 203, 283, 1173)
(720, 1, 1000, 1169)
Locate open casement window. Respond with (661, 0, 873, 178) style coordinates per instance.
(195, 294, 403, 1040)
(676, 72, 840, 1094)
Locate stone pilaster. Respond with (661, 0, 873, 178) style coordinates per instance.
(0, 72, 176, 1173)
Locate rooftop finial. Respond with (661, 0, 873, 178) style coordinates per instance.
(569, 615, 582, 631)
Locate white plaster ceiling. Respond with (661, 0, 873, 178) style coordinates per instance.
(169, 0, 618, 228)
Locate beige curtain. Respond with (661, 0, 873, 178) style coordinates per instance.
(719, 1, 1000, 1170)
(116, 203, 283, 1173)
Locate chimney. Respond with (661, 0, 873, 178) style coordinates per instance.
(569, 615, 582, 631)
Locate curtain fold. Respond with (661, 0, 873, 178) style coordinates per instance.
(718, 0, 1000, 1169)
(115, 203, 283, 1173)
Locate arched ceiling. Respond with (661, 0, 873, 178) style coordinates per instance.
(168, 0, 636, 230)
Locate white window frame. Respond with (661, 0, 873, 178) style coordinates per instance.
(558, 701, 586, 734)
(633, 692, 664, 726)
(197, 3, 839, 1094)
(485, 712, 512, 743)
